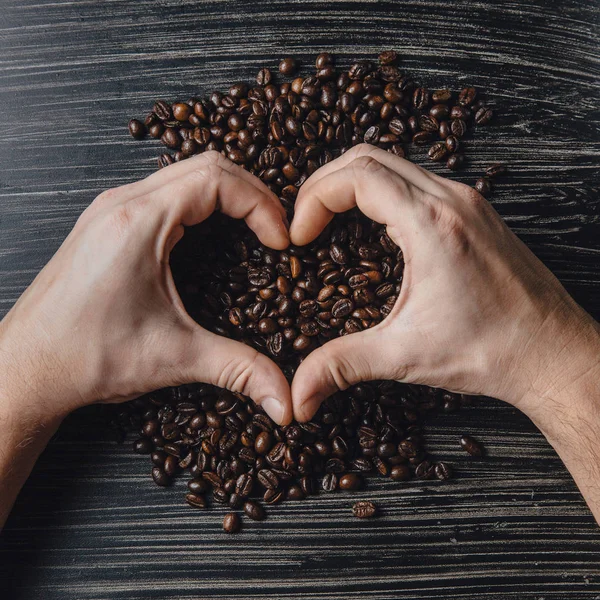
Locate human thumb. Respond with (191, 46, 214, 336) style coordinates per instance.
(291, 327, 403, 422)
(182, 327, 292, 425)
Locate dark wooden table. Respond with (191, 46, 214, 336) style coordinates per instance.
(1, 1, 599, 598)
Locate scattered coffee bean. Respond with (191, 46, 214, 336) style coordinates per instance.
(485, 163, 507, 178)
(474, 177, 492, 197)
(352, 501, 377, 518)
(243, 500, 266, 521)
(128, 119, 146, 140)
(279, 57, 298, 76)
(223, 512, 240, 533)
(460, 435, 483, 456)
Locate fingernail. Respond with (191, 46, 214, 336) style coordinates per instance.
(262, 397, 284, 424)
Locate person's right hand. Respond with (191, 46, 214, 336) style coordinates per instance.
(289, 144, 599, 424)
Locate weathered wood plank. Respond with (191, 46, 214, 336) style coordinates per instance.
(0, 0, 599, 598)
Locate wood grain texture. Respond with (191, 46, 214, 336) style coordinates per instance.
(0, 0, 599, 598)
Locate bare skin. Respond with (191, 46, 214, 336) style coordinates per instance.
(0, 152, 292, 527)
(289, 144, 600, 522)
(1, 145, 599, 529)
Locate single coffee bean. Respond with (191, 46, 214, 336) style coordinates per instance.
(378, 50, 398, 65)
(255, 431, 273, 455)
(152, 467, 170, 487)
(185, 493, 207, 509)
(339, 473, 363, 490)
(435, 462, 453, 480)
(256, 67, 272, 86)
(223, 512, 241, 533)
(243, 500, 266, 521)
(390, 465, 411, 481)
(460, 435, 483, 456)
(475, 106, 493, 125)
(428, 141, 448, 161)
(432, 89, 452, 103)
(322, 473, 338, 492)
(287, 484, 305, 500)
(445, 135, 460, 153)
(153, 100, 172, 121)
(133, 438, 153, 454)
(485, 163, 507, 178)
(188, 478, 208, 494)
(458, 87, 477, 106)
(352, 500, 377, 518)
(450, 119, 467, 138)
(447, 153, 465, 170)
(172, 102, 191, 121)
(474, 178, 492, 197)
(128, 119, 146, 139)
(279, 57, 298, 76)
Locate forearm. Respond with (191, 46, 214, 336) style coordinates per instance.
(0, 402, 62, 528)
(0, 341, 65, 529)
(521, 319, 600, 522)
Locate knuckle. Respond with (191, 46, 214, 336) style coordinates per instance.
(320, 345, 362, 391)
(106, 202, 138, 238)
(426, 199, 471, 254)
(218, 351, 262, 396)
(351, 155, 386, 177)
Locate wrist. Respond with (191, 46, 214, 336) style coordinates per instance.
(0, 319, 73, 428)
(516, 306, 600, 430)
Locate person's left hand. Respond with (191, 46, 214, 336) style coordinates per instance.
(0, 152, 293, 425)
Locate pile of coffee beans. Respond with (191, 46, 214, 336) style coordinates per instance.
(120, 52, 496, 532)
(114, 379, 470, 531)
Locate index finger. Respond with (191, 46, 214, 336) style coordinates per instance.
(149, 152, 290, 250)
(289, 154, 422, 249)
(299, 144, 444, 198)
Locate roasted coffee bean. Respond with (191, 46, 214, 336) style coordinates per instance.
(435, 462, 453, 480)
(447, 153, 465, 170)
(172, 102, 192, 121)
(460, 435, 483, 456)
(257, 468, 279, 489)
(428, 141, 448, 161)
(415, 460, 435, 479)
(378, 50, 398, 65)
(153, 100, 172, 121)
(263, 488, 284, 504)
(485, 163, 507, 178)
(223, 512, 241, 533)
(458, 87, 477, 106)
(432, 89, 452, 103)
(128, 119, 146, 139)
(339, 473, 362, 490)
(185, 493, 207, 508)
(390, 465, 411, 481)
(287, 484, 305, 500)
(279, 57, 298, 76)
(413, 87, 430, 109)
(450, 119, 467, 138)
(322, 472, 338, 492)
(243, 500, 266, 521)
(133, 438, 153, 454)
(474, 177, 492, 197)
(475, 106, 493, 125)
(152, 467, 170, 487)
(445, 135, 460, 153)
(419, 115, 439, 132)
(188, 478, 208, 494)
(255, 431, 273, 455)
(352, 501, 377, 518)
(256, 67, 272, 86)
(236, 473, 254, 497)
